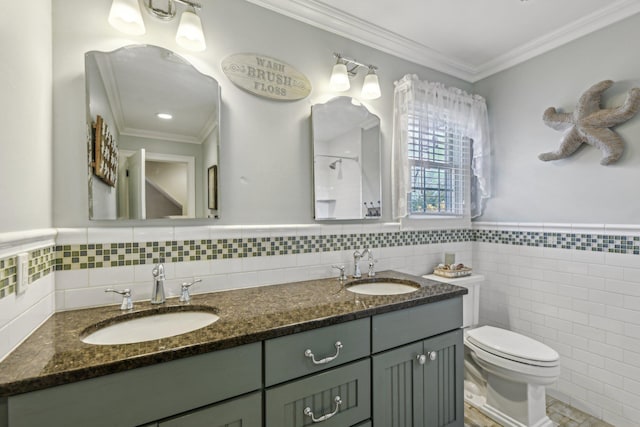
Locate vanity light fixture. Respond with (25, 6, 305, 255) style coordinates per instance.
(329, 59, 350, 92)
(108, 0, 146, 35)
(329, 53, 381, 100)
(175, 8, 206, 51)
(361, 67, 381, 100)
(108, 0, 206, 52)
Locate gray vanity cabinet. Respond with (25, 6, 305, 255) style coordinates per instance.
(1, 295, 465, 427)
(372, 329, 463, 427)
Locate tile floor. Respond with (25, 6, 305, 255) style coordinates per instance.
(464, 396, 614, 427)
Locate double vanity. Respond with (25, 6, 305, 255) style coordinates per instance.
(0, 271, 466, 427)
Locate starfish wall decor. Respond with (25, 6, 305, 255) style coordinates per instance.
(539, 80, 640, 165)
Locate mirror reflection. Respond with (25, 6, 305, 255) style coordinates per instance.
(85, 44, 220, 220)
(311, 97, 381, 220)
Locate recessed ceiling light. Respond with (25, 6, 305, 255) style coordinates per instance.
(156, 112, 173, 120)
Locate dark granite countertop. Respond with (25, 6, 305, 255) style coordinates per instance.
(0, 270, 466, 397)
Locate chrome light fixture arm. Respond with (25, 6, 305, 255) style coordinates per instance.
(144, 0, 201, 19)
(331, 53, 381, 99)
(333, 53, 376, 77)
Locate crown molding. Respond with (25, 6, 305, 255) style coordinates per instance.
(245, 0, 477, 81)
(119, 127, 203, 144)
(473, 0, 640, 81)
(246, 0, 640, 83)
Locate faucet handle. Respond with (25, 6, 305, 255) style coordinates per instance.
(367, 258, 378, 277)
(331, 265, 347, 281)
(105, 288, 133, 310)
(180, 278, 202, 303)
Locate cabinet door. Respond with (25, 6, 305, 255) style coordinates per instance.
(372, 330, 463, 427)
(421, 329, 464, 427)
(159, 392, 261, 427)
(372, 341, 424, 427)
(266, 359, 370, 427)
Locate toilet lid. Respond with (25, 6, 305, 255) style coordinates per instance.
(466, 326, 559, 366)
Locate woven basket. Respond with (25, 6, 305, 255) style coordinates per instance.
(433, 267, 472, 278)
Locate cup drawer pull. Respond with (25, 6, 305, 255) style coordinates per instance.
(304, 341, 343, 365)
(304, 396, 342, 423)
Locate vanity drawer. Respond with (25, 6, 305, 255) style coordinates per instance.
(265, 359, 370, 427)
(372, 297, 462, 353)
(159, 391, 261, 426)
(264, 317, 370, 386)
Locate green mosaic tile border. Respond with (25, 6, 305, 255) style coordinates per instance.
(0, 257, 16, 299)
(54, 229, 474, 271)
(472, 230, 640, 254)
(49, 228, 640, 272)
(0, 247, 55, 300)
(2, 227, 639, 300)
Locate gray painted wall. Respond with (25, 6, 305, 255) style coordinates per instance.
(474, 13, 640, 224)
(0, 1, 52, 234)
(51, 0, 470, 228)
(10, 0, 639, 231)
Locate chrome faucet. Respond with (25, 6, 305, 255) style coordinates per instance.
(151, 263, 166, 304)
(353, 248, 375, 278)
(180, 278, 202, 303)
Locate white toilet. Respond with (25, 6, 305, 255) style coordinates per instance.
(424, 274, 560, 427)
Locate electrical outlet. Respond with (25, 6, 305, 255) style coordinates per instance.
(16, 252, 29, 295)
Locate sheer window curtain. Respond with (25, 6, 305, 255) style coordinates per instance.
(392, 74, 492, 219)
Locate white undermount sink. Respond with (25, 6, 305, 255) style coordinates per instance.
(346, 279, 420, 296)
(81, 310, 220, 345)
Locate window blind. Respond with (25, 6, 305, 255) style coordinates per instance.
(407, 109, 470, 216)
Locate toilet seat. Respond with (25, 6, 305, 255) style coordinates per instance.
(466, 326, 559, 367)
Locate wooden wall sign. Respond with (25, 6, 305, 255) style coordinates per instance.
(222, 53, 311, 101)
(91, 115, 118, 187)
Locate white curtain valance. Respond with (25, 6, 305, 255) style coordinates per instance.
(392, 74, 492, 219)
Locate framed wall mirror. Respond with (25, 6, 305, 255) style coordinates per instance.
(85, 44, 220, 220)
(311, 97, 381, 220)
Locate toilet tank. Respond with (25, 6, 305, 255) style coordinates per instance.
(422, 274, 484, 328)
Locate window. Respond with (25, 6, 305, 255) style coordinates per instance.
(392, 75, 490, 219)
(407, 109, 470, 216)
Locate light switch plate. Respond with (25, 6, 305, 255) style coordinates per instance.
(16, 252, 29, 295)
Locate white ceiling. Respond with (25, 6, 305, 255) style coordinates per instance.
(246, 0, 640, 82)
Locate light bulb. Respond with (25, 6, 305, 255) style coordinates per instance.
(176, 10, 206, 52)
(329, 63, 350, 92)
(108, 0, 146, 35)
(361, 68, 381, 100)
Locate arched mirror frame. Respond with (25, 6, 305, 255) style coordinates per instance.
(311, 96, 382, 220)
(85, 44, 220, 221)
